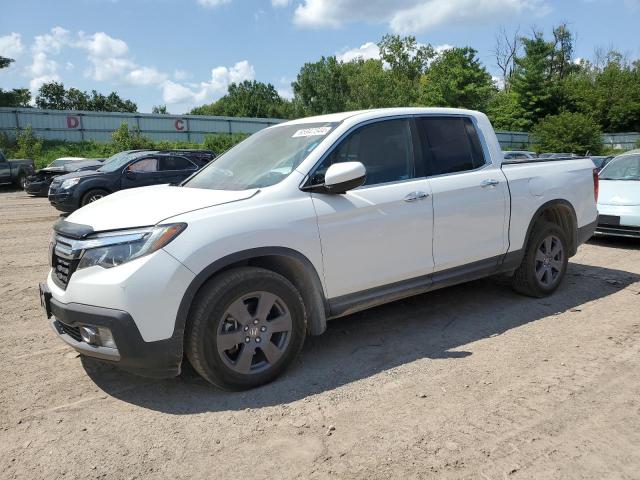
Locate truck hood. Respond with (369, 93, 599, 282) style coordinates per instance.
(67, 184, 259, 231)
(598, 180, 640, 206)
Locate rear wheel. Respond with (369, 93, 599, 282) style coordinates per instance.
(16, 174, 26, 190)
(81, 189, 109, 206)
(512, 221, 569, 297)
(186, 267, 307, 390)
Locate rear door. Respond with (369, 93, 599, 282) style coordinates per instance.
(158, 156, 199, 184)
(310, 118, 434, 299)
(416, 116, 509, 273)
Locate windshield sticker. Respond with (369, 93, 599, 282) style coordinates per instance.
(292, 127, 332, 138)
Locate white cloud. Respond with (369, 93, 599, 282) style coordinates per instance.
(33, 27, 70, 55)
(78, 31, 129, 58)
(126, 66, 168, 85)
(271, 0, 290, 6)
(0, 33, 25, 59)
(197, 0, 231, 7)
(336, 42, 380, 62)
(162, 60, 255, 105)
(293, 0, 548, 33)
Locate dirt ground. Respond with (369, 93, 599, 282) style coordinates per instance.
(1, 188, 639, 480)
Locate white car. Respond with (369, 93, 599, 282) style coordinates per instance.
(40, 108, 598, 390)
(596, 151, 640, 238)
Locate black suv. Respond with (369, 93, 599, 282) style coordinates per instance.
(48, 149, 215, 212)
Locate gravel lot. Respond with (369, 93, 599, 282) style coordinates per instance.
(1, 188, 639, 480)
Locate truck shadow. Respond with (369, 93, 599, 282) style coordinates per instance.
(82, 261, 640, 413)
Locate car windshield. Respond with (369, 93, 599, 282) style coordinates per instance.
(599, 155, 640, 180)
(97, 151, 150, 173)
(184, 122, 336, 191)
(48, 159, 71, 167)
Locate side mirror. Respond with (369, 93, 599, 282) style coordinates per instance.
(323, 162, 366, 194)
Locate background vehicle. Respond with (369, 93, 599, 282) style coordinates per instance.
(591, 155, 614, 172)
(48, 149, 215, 212)
(0, 150, 35, 189)
(24, 157, 104, 197)
(595, 151, 640, 238)
(41, 108, 598, 390)
(503, 150, 537, 160)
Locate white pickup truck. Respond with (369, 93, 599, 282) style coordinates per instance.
(40, 108, 599, 390)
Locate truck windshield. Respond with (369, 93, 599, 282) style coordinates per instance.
(599, 155, 640, 181)
(184, 122, 336, 191)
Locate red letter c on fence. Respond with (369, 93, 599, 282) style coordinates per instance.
(175, 119, 184, 131)
(67, 116, 79, 128)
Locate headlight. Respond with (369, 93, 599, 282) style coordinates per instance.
(76, 223, 186, 270)
(60, 178, 81, 190)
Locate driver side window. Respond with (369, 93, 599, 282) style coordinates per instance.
(128, 158, 158, 173)
(312, 119, 414, 186)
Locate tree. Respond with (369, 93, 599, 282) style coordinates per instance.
(378, 35, 434, 82)
(0, 88, 31, 107)
(191, 80, 291, 118)
(292, 56, 351, 115)
(493, 27, 520, 88)
(152, 104, 168, 114)
(486, 90, 531, 131)
(34, 82, 137, 112)
(0, 56, 13, 69)
(419, 47, 495, 111)
(531, 112, 602, 155)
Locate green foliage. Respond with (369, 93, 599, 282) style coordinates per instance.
(0, 56, 13, 69)
(203, 133, 248, 153)
(0, 88, 31, 107)
(378, 34, 434, 81)
(531, 112, 603, 155)
(191, 81, 291, 118)
(35, 82, 137, 112)
(292, 56, 351, 115)
(419, 47, 495, 111)
(152, 105, 168, 114)
(15, 125, 43, 159)
(111, 123, 154, 151)
(486, 90, 532, 131)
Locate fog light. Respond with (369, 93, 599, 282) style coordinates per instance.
(80, 326, 99, 344)
(96, 327, 116, 349)
(79, 325, 116, 349)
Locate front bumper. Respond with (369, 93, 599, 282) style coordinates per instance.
(595, 204, 640, 238)
(48, 188, 78, 212)
(24, 179, 50, 196)
(41, 283, 183, 378)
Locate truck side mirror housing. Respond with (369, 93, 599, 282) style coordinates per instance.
(323, 162, 366, 194)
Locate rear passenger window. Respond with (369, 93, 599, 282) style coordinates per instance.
(160, 156, 195, 171)
(312, 119, 414, 186)
(417, 117, 486, 175)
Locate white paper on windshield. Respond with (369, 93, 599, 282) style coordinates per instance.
(292, 127, 332, 138)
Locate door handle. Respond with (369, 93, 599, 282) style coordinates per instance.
(404, 191, 429, 202)
(481, 179, 500, 187)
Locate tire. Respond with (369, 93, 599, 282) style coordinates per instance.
(81, 189, 109, 206)
(15, 174, 26, 190)
(512, 221, 569, 297)
(185, 267, 307, 390)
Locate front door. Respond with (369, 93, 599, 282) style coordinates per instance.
(121, 157, 165, 189)
(310, 118, 434, 300)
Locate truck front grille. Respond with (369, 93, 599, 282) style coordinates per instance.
(51, 236, 81, 290)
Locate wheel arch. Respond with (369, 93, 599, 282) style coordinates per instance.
(523, 199, 578, 256)
(174, 247, 329, 357)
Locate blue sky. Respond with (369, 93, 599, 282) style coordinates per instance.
(1, 0, 639, 114)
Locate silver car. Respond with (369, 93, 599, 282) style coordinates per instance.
(596, 151, 640, 238)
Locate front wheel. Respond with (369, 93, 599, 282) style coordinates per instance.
(185, 267, 307, 390)
(512, 221, 569, 297)
(81, 189, 109, 206)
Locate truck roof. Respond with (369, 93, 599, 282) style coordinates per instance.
(280, 107, 484, 126)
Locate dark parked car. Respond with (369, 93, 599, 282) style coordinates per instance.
(0, 150, 35, 188)
(48, 149, 215, 212)
(24, 157, 105, 197)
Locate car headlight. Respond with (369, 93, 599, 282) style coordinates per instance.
(60, 178, 81, 190)
(76, 223, 186, 270)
